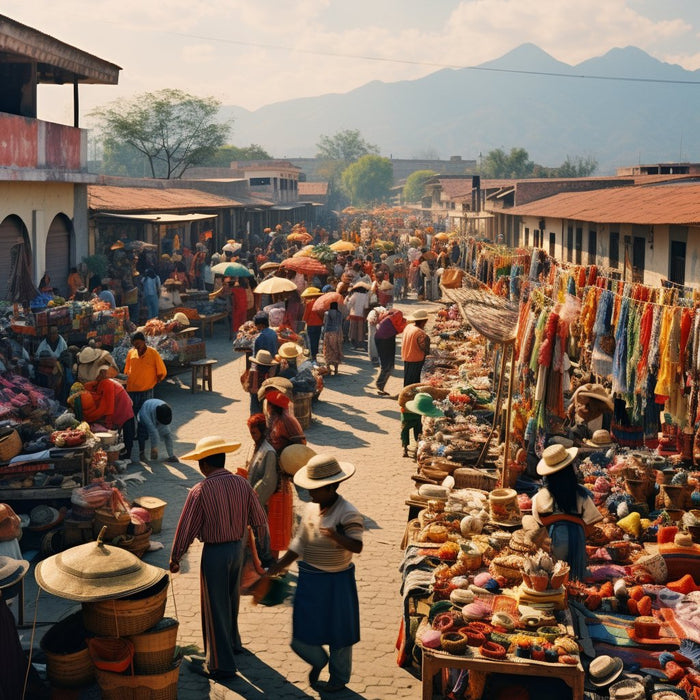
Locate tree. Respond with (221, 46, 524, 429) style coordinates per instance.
(481, 147, 535, 178)
(552, 155, 598, 178)
(316, 129, 378, 163)
(341, 155, 393, 205)
(203, 144, 272, 167)
(90, 89, 231, 179)
(403, 169, 437, 202)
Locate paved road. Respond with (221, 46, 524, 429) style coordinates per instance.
(18, 298, 439, 699)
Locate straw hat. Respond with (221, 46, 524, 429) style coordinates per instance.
(0, 556, 29, 590)
(406, 309, 429, 323)
(589, 655, 624, 687)
(0, 504, 21, 542)
(584, 429, 615, 448)
(537, 444, 578, 476)
(572, 383, 614, 411)
(172, 312, 190, 327)
(293, 453, 356, 490)
(163, 278, 184, 288)
(279, 444, 317, 476)
(180, 436, 241, 462)
(29, 505, 62, 531)
(379, 280, 394, 292)
(171, 253, 182, 262)
(251, 349, 277, 366)
(35, 537, 167, 602)
(405, 392, 444, 418)
(77, 346, 103, 364)
(300, 286, 322, 299)
(609, 680, 646, 700)
(257, 376, 294, 401)
(259, 261, 280, 272)
(160, 253, 171, 260)
(674, 532, 694, 547)
(278, 342, 302, 359)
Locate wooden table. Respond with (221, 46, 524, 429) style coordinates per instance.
(421, 649, 584, 700)
(197, 312, 228, 337)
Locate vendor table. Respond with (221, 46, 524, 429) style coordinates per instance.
(421, 649, 584, 700)
(197, 311, 228, 337)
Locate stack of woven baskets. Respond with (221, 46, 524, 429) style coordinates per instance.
(35, 530, 180, 699)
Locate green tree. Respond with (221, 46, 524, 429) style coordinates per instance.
(403, 169, 437, 202)
(552, 155, 598, 178)
(481, 147, 535, 178)
(341, 155, 393, 205)
(204, 144, 272, 167)
(90, 89, 231, 179)
(316, 129, 378, 163)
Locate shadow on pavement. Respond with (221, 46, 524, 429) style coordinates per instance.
(217, 655, 315, 698)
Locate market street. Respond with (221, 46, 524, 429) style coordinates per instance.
(20, 298, 436, 699)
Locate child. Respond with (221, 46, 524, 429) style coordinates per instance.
(137, 399, 178, 462)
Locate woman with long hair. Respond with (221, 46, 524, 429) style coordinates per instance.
(531, 445, 603, 580)
(246, 413, 278, 510)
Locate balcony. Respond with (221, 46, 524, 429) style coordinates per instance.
(0, 112, 94, 182)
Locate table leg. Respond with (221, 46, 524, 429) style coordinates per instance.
(190, 366, 197, 393)
(422, 653, 437, 700)
(468, 670, 487, 700)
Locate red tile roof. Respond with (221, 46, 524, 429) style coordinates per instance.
(88, 186, 243, 212)
(505, 182, 700, 225)
(298, 182, 328, 196)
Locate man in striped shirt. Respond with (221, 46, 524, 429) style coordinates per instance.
(170, 436, 272, 682)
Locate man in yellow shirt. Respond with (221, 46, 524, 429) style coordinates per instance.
(124, 331, 167, 429)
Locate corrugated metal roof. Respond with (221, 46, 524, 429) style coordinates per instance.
(96, 213, 217, 223)
(505, 182, 700, 225)
(88, 186, 245, 212)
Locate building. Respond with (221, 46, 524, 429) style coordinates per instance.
(0, 14, 120, 298)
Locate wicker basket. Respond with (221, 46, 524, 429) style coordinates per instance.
(0, 428, 22, 461)
(95, 659, 181, 700)
(88, 637, 135, 673)
(453, 467, 498, 491)
(40, 612, 95, 688)
(117, 528, 152, 559)
(83, 575, 169, 637)
(93, 508, 131, 540)
(489, 557, 525, 585)
(292, 392, 313, 429)
(132, 497, 167, 534)
(129, 618, 179, 674)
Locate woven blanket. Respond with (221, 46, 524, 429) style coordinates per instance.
(585, 610, 679, 648)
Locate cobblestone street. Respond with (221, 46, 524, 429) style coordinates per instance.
(19, 299, 437, 699)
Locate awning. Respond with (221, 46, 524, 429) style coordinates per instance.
(271, 204, 306, 211)
(96, 213, 217, 223)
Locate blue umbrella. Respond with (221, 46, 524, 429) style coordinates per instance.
(211, 262, 253, 277)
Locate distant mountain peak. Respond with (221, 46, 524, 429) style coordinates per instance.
(478, 43, 573, 72)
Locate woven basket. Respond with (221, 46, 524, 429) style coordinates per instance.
(489, 557, 525, 585)
(129, 618, 179, 675)
(41, 612, 95, 688)
(453, 468, 498, 491)
(88, 637, 135, 673)
(0, 429, 22, 461)
(117, 528, 153, 559)
(94, 659, 181, 700)
(93, 508, 131, 540)
(83, 575, 169, 637)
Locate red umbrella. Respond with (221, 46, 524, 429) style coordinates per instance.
(280, 257, 328, 276)
(312, 292, 345, 314)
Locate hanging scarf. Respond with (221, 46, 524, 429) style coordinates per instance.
(612, 297, 630, 397)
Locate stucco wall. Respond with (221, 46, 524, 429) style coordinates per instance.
(0, 181, 76, 284)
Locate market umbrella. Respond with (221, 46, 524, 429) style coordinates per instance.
(287, 232, 312, 244)
(434, 232, 449, 241)
(329, 240, 356, 252)
(211, 262, 253, 277)
(222, 240, 242, 254)
(293, 245, 316, 258)
(254, 277, 297, 295)
(312, 292, 345, 314)
(279, 257, 328, 276)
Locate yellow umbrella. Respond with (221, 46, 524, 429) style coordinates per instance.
(254, 277, 297, 295)
(434, 232, 449, 241)
(330, 240, 356, 252)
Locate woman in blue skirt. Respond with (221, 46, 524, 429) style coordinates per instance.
(268, 453, 363, 693)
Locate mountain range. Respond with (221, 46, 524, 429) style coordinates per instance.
(221, 43, 700, 176)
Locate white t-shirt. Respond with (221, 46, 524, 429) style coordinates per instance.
(531, 488, 602, 526)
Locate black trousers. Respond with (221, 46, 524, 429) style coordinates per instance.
(403, 360, 425, 387)
(375, 336, 396, 391)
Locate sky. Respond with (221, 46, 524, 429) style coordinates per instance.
(6, 0, 700, 133)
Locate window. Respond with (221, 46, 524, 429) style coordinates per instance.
(249, 177, 270, 186)
(575, 227, 583, 265)
(588, 229, 597, 265)
(566, 225, 573, 262)
(632, 236, 645, 283)
(524, 227, 530, 247)
(549, 232, 556, 258)
(609, 231, 619, 269)
(670, 240, 686, 286)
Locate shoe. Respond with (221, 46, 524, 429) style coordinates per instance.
(188, 663, 238, 681)
(165, 456, 179, 463)
(318, 681, 347, 693)
(150, 448, 158, 460)
(138, 451, 146, 462)
(377, 389, 389, 396)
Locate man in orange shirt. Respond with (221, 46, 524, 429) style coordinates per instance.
(401, 309, 430, 386)
(124, 331, 167, 418)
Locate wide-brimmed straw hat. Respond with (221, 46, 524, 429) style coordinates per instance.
(180, 436, 241, 461)
(406, 309, 429, 323)
(0, 556, 29, 590)
(609, 679, 646, 700)
(584, 429, 616, 448)
(572, 383, 614, 411)
(293, 453, 356, 490)
(278, 342, 302, 359)
(257, 377, 294, 401)
(35, 537, 167, 602)
(172, 312, 190, 327)
(300, 286, 322, 298)
(279, 444, 317, 476)
(77, 346, 103, 364)
(259, 261, 280, 272)
(405, 392, 444, 418)
(251, 350, 277, 366)
(537, 444, 578, 476)
(589, 655, 624, 687)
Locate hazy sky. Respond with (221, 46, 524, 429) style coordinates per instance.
(6, 0, 700, 130)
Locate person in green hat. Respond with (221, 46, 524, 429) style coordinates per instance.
(401, 393, 444, 456)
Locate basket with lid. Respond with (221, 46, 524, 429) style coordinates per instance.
(132, 497, 167, 534)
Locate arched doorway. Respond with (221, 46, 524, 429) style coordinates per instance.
(45, 214, 72, 297)
(0, 215, 30, 301)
